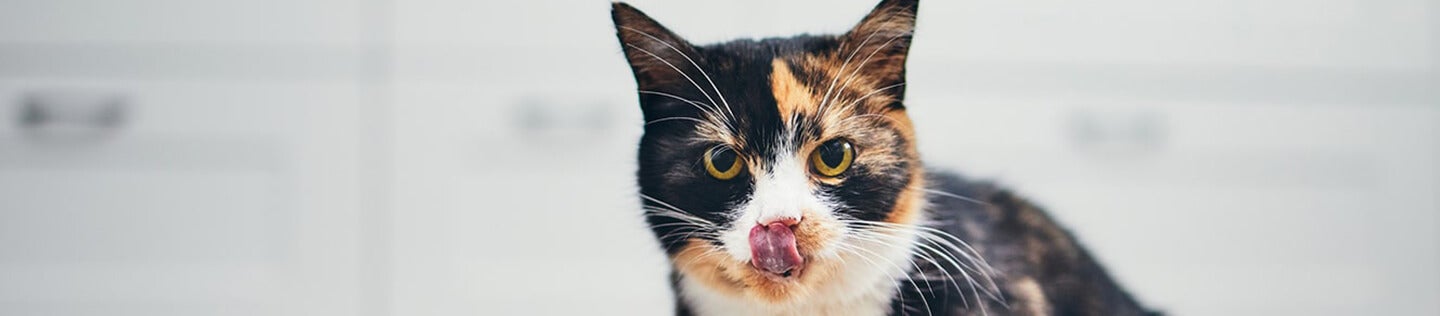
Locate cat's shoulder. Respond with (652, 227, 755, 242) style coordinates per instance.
(921, 169, 1036, 220)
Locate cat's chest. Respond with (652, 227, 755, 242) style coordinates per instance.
(677, 272, 900, 316)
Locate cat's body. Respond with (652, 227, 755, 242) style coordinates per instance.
(612, 1, 1156, 315)
(669, 171, 1153, 316)
(885, 171, 1154, 315)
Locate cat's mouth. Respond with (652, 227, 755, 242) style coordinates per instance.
(748, 222, 805, 278)
(670, 214, 846, 303)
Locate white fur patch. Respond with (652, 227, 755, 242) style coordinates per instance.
(718, 150, 823, 261)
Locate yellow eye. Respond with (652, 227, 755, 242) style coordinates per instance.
(704, 146, 743, 180)
(810, 139, 854, 177)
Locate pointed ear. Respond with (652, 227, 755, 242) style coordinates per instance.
(841, 0, 918, 85)
(612, 2, 701, 91)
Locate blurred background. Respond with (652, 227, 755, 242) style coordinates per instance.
(0, 0, 1436, 315)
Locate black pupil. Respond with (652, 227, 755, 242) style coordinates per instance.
(818, 141, 846, 167)
(711, 149, 737, 172)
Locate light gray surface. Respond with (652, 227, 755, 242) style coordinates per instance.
(0, 0, 1436, 315)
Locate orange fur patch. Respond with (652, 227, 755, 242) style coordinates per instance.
(673, 239, 745, 297)
(881, 108, 924, 225)
(884, 173, 926, 225)
(1011, 277, 1054, 315)
(769, 59, 816, 126)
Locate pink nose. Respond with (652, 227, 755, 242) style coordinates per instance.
(748, 221, 804, 277)
(760, 216, 801, 227)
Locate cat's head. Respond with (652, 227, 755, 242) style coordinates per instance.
(614, 0, 925, 305)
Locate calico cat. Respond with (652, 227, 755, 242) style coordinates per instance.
(611, 0, 1157, 315)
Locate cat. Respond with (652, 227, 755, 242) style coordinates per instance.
(611, 0, 1157, 315)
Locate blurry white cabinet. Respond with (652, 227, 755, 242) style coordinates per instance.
(0, 80, 373, 316)
(0, 0, 379, 314)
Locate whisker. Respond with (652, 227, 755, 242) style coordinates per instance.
(838, 82, 906, 112)
(848, 229, 961, 300)
(819, 27, 886, 115)
(640, 194, 714, 222)
(622, 43, 737, 133)
(855, 226, 992, 311)
(642, 209, 713, 230)
(645, 116, 708, 126)
(849, 221, 1008, 306)
(923, 188, 990, 206)
(848, 241, 934, 316)
(823, 30, 912, 116)
(648, 222, 716, 231)
(850, 228, 967, 299)
(835, 242, 921, 313)
(842, 218, 1010, 311)
(620, 26, 736, 122)
(637, 90, 726, 121)
(671, 245, 728, 268)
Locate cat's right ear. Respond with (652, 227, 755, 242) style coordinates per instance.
(612, 2, 701, 91)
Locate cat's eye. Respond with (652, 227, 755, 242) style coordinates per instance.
(810, 139, 854, 177)
(704, 146, 743, 180)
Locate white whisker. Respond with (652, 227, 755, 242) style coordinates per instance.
(825, 31, 911, 116)
(819, 28, 886, 115)
(924, 188, 990, 206)
(840, 216, 1011, 312)
(645, 116, 708, 126)
(835, 241, 931, 316)
(852, 221, 1009, 306)
(851, 228, 967, 298)
(622, 42, 735, 134)
(620, 26, 737, 122)
(637, 89, 726, 121)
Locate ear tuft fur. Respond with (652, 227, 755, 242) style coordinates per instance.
(612, 2, 702, 90)
(841, 0, 918, 86)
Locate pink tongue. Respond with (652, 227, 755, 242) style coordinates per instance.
(748, 222, 804, 277)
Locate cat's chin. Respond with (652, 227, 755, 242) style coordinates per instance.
(749, 263, 805, 281)
(674, 239, 906, 314)
(674, 242, 828, 303)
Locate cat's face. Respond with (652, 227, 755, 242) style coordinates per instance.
(615, 0, 925, 305)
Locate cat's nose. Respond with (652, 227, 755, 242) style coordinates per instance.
(757, 216, 801, 227)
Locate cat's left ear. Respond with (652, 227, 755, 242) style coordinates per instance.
(842, 0, 918, 87)
(612, 2, 702, 91)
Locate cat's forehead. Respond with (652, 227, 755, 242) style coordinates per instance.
(682, 36, 903, 154)
(697, 36, 841, 94)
